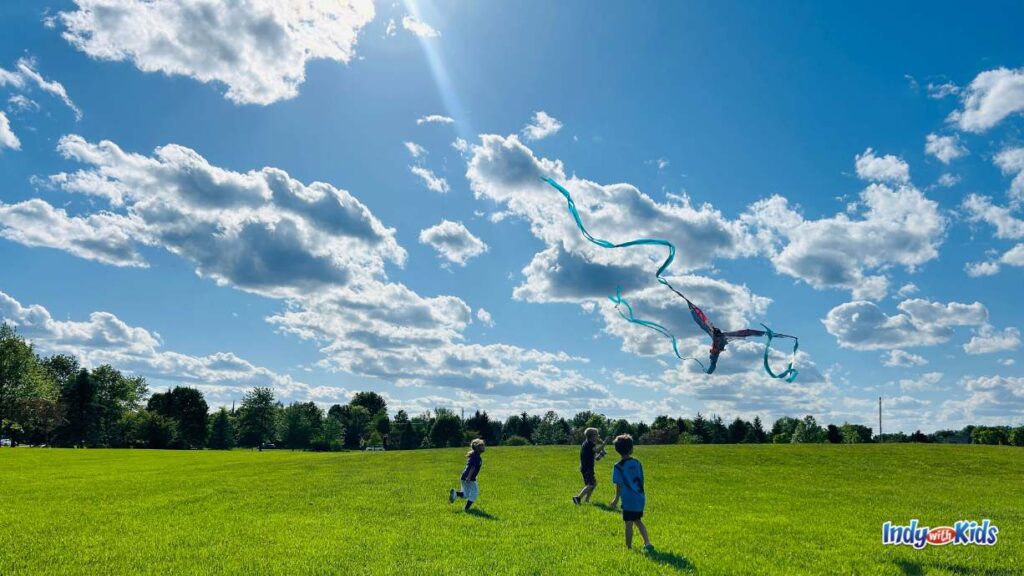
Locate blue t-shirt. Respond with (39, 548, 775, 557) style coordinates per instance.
(612, 457, 645, 512)
(461, 451, 482, 481)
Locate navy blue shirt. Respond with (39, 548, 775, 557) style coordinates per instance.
(612, 457, 646, 512)
(461, 451, 482, 481)
(580, 439, 596, 472)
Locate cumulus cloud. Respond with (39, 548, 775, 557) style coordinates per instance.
(939, 375, 1024, 426)
(822, 298, 987, 351)
(42, 135, 405, 298)
(924, 133, 967, 164)
(883, 349, 928, 367)
(949, 67, 1024, 133)
(404, 141, 426, 158)
(854, 148, 910, 183)
(402, 15, 439, 38)
(962, 194, 1024, 239)
(59, 0, 375, 105)
(935, 173, 960, 188)
(896, 283, 919, 298)
(417, 114, 454, 125)
(0, 199, 145, 266)
(476, 308, 494, 327)
(744, 182, 945, 300)
(0, 112, 19, 150)
(896, 371, 942, 391)
(418, 220, 488, 266)
(963, 326, 1021, 355)
(965, 244, 1024, 277)
(0, 290, 333, 405)
(994, 146, 1024, 204)
(410, 165, 449, 193)
(521, 111, 563, 141)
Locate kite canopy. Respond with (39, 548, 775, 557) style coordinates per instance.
(543, 177, 799, 382)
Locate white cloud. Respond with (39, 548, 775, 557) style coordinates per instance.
(59, 0, 375, 105)
(883, 349, 928, 367)
(963, 326, 1021, 355)
(965, 260, 1001, 277)
(822, 298, 987, 351)
(384, 18, 396, 37)
(0, 112, 20, 150)
(965, 244, 1024, 277)
(402, 15, 439, 38)
(896, 371, 942, 391)
(855, 148, 910, 184)
(939, 375, 1024, 426)
(949, 67, 1024, 133)
(0, 199, 145, 266)
(896, 283, 919, 298)
(0, 290, 333, 405)
(935, 173, 960, 188)
(962, 194, 1024, 239)
(15, 58, 82, 120)
(452, 138, 469, 153)
(45, 135, 405, 298)
(994, 146, 1024, 204)
(744, 182, 945, 300)
(927, 81, 960, 99)
(418, 220, 488, 266)
(924, 133, 967, 164)
(404, 141, 426, 158)
(410, 165, 449, 193)
(0, 66, 24, 88)
(476, 308, 494, 327)
(521, 111, 563, 141)
(1000, 358, 1016, 366)
(7, 95, 39, 113)
(417, 114, 454, 125)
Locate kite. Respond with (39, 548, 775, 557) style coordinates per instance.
(543, 177, 800, 382)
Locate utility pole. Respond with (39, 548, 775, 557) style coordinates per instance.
(878, 397, 883, 443)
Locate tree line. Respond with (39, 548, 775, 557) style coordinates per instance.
(2, 323, 1022, 449)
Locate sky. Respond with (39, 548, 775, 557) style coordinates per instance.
(1, 0, 1022, 433)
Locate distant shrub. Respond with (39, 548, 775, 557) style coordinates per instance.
(504, 435, 530, 446)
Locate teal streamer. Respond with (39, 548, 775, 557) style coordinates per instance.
(543, 176, 799, 381)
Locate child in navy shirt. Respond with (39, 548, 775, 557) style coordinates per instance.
(449, 439, 484, 511)
(610, 434, 653, 550)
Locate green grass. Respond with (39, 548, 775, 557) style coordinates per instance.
(1, 445, 1021, 575)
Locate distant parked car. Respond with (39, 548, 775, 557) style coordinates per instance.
(364, 445, 385, 451)
(0, 438, 12, 447)
(261, 443, 276, 450)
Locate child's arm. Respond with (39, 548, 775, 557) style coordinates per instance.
(610, 484, 621, 508)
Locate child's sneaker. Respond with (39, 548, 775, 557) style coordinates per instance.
(572, 496, 581, 505)
(448, 489, 456, 504)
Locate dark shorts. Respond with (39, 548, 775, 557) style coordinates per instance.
(622, 509, 644, 522)
(581, 469, 596, 486)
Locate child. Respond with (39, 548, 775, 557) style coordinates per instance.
(572, 427, 602, 505)
(448, 439, 485, 511)
(609, 434, 653, 551)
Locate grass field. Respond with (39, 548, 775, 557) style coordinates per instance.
(1, 445, 1021, 575)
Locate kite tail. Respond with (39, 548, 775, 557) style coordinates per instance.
(761, 324, 799, 383)
(610, 288, 709, 373)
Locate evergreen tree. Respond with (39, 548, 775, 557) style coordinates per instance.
(208, 407, 236, 449)
(237, 387, 279, 449)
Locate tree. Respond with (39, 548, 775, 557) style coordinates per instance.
(147, 386, 207, 449)
(390, 410, 420, 450)
(727, 417, 749, 444)
(337, 404, 372, 449)
(349, 391, 387, 417)
(0, 324, 57, 444)
(639, 426, 679, 445)
(237, 387, 279, 449)
(750, 416, 768, 443)
(1009, 426, 1024, 447)
(136, 410, 178, 449)
(971, 426, 1009, 445)
(430, 408, 463, 448)
(826, 424, 843, 444)
(502, 414, 523, 441)
(611, 419, 635, 438)
(280, 402, 317, 450)
(534, 411, 568, 445)
(61, 369, 100, 447)
(841, 422, 872, 444)
(312, 416, 344, 451)
(909, 430, 930, 443)
(208, 407, 236, 449)
(465, 410, 495, 444)
(771, 416, 800, 444)
(708, 415, 728, 444)
(791, 415, 825, 443)
(692, 413, 709, 444)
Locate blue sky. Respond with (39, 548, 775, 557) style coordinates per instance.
(1, 0, 1022, 432)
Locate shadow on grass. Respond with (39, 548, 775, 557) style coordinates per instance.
(646, 549, 695, 572)
(592, 502, 619, 513)
(896, 560, 1014, 576)
(464, 508, 498, 521)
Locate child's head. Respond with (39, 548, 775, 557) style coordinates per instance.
(584, 427, 599, 441)
(613, 434, 634, 457)
(467, 438, 485, 457)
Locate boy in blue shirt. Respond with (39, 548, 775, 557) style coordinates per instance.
(448, 439, 484, 511)
(610, 434, 653, 551)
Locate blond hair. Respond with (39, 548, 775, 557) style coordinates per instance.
(584, 427, 599, 440)
(466, 438, 485, 457)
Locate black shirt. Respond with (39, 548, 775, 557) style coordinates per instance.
(580, 439, 596, 471)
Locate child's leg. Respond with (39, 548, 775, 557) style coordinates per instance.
(575, 485, 589, 499)
(624, 521, 634, 549)
(635, 519, 651, 546)
(583, 483, 597, 501)
(463, 481, 478, 510)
